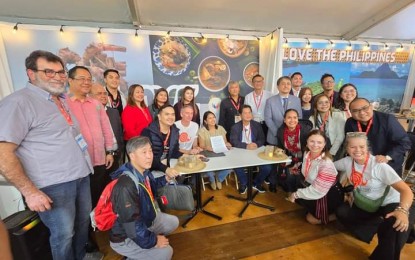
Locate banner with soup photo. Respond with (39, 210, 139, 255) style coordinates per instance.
(149, 36, 259, 108)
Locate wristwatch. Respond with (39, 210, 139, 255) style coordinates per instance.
(106, 150, 116, 156)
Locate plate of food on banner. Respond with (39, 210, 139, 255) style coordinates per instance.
(243, 62, 259, 88)
(152, 37, 191, 76)
(217, 39, 248, 58)
(198, 56, 230, 92)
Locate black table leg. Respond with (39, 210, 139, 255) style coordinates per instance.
(227, 166, 275, 217)
(182, 172, 222, 227)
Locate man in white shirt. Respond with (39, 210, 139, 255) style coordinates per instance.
(244, 74, 272, 139)
(174, 105, 201, 155)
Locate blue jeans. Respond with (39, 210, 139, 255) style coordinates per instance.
(204, 169, 232, 183)
(38, 176, 92, 260)
(234, 165, 273, 186)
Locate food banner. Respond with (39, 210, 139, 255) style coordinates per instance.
(283, 42, 413, 112)
(149, 36, 259, 108)
(0, 27, 259, 114)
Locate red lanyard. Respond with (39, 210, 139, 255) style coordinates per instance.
(144, 176, 155, 200)
(319, 112, 329, 131)
(230, 96, 241, 111)
(351, 155, 369, 187)
(244, 125, 251, 143)
(345, 109, 351, 118)
(53, 97, 73, 126)
(253, 91, 263, 111)
(162, 128, 171, 147)
(357, 118, 373, 135)
(304, 152, 321, 179)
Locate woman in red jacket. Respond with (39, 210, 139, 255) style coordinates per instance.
(122, 84, 153, 141)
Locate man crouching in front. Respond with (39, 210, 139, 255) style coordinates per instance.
(109, 136, 179, 260)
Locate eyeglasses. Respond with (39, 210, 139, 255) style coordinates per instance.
(34, 69, 67, 78)
(346, 132, 367, 138)
(72, 78, 94, 84)
(323, 80, 335, 84)
(93, 91, 108, 96)
(350, 104, 370, 114)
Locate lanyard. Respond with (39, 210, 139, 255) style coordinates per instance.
(319, 112, 329, 131)
(351, 155, 369, 187)
(304, 152, 321, 179)
(140, 107, 151, 123)
(357, 118, 373, 135)
(230, 96, 241, 112)
(162, 128, 171, 147)
(144, 176, 155, 200)
(253, 91, 263, 112)
(53, 97, 73, 126)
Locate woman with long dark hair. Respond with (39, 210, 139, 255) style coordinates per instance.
(173, 86, 200, 125)
(334, 83, 358, 119)
(276, 109, 312, 192)
(150, 88, 170, 120)
(198, 111, 232, 190)
(309, 93, 346, 159)
(122, 84, 153, 141)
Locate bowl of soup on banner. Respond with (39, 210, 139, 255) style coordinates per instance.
(217, 39, 248, 58)
(243, 62, 259, 88)
(198, 56, 230, 92)
(152, 37, 191, 76)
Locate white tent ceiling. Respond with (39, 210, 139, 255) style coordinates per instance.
(0, 0, 414, 41)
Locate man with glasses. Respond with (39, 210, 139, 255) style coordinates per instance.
(67, 66, 115, 254)
(244, 74, 272, 139)
(345, 97, 411, 175)
(90, 82, 124, 173)
(0, 50, 93, 259)
(318, 73, 339, 105)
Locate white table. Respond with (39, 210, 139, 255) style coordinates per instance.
(172, 147, 291, 226)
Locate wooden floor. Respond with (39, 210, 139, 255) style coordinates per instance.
(97, 176, 415, 259)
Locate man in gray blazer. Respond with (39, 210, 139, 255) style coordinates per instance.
(264, 76, 303, 145)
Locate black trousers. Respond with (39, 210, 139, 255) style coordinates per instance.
(90, 165, 111, 208)
(336, 202, 415, 260)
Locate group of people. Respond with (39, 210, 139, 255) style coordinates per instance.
(0, 49, 414, 260)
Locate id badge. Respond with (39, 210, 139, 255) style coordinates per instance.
(75, 134, 88, 151)
(234, 115, 241, 123)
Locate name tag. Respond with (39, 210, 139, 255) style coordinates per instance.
(75, 134, 88, 151)
(234, 115, 241, 123)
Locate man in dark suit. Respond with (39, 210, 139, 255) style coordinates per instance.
(230, 105, 273, 194)
(345, 97, 411, 175)
(219, 81, 245, 141)
(90, 83, 124, 170)
(264, 76, 302, 145)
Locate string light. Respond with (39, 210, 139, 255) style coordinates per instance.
(59, 25, 64, 35)
(135, 29, 138, 38)
(346, 41, 353, 50)
(363, 41, 370, 50)
(97, 27, 102, 35)
(384, 42, 389, 50)
(199, 33, 205, 40)
(328, 39, 335, 48)
(305, 38, 311, 48)
(283, 37, 289, 48)
(397, 43, 404, 52)
(271, 32, 274, 41)
(226, 34, 229, 39)
(13, 22, 20, 34)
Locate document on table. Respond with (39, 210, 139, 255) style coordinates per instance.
(210, 136, 228, 153)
